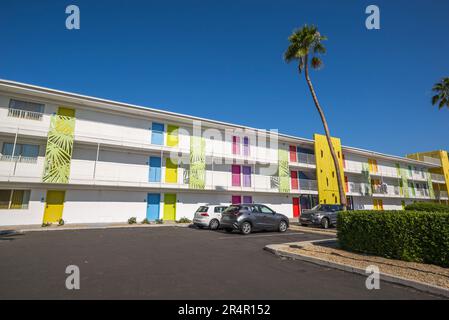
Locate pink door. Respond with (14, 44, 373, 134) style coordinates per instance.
(232, 195, 242, 204)
(232, 165, 241, 186)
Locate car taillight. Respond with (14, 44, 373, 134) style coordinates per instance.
(200, 213, 209, 217)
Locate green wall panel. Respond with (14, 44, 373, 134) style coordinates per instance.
(42, 115, 75, 183)
(189, 135, 206, 189)
(278, 148, 290, 193)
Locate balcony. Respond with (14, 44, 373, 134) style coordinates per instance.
(290, 153, 316, 169)
(7, 108, 43, 121)
(298, 179, 318, 192)
(431, 173, 446, 183)
(436, 191, 449, 200)
(423, 156, 441, 166)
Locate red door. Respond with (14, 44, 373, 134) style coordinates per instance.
(291, 170, 298, 190)
(232, 195, 242, 204)
(293, 197, 301, 217)
(289, 145, 297, 162)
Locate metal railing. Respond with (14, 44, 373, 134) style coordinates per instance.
(423, 156, 441, 166)
(298, 179, 318, 191)
(0, 155, 38, 163)
(7, 108, 43, 121)
(436, 191, 449, 199)
(296, 153, 316, 165)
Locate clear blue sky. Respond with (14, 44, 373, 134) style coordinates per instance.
(0, 0, 448, 156)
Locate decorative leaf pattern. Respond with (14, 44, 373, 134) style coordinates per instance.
(278, 148, 290, 193)
(42, 115, 75, 183)
(189, 135, 206, 189)
(426, 171, 436, 199)
(361, 163, 372, 196)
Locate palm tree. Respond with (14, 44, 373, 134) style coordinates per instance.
(284, 25, 346, 207)
(431, 78, 449, 110)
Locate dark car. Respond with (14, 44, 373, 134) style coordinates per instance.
(299, 204, 344, 229)
(220, 204, 289, 235)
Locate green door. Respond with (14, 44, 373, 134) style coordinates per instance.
(163, 194, 176, 221)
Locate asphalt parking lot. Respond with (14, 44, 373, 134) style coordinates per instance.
(0, 226, 440, 299)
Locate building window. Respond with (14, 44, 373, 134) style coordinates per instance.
(0, 190, 30, 209)
(1, 143, 39, 162)
(8, 99, 44, 120)
(151, 122, 165, 145)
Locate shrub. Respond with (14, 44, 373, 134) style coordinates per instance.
(41, 222, 51, 227)
(405, 202, 449, 213)
(128, 217, 137, 224)
(155, 219, 164, 224)
(177, 217, 191, 223)
(58, 219, 65, 226)
(337, 210, 449, 267)
(141, 218, 150, 224)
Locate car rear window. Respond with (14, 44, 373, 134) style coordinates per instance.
(196, 206, 209, 213)
(223, 205, 240, 214)
(214, 206, 227, 213)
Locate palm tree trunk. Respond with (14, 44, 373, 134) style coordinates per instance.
(303, 55, 347, 207)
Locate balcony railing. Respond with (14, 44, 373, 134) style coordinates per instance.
(296, 153, 316, 166)
(431, 173, 446, 182)
(298, 179, 318, 192)
(7, 108, 43, 121)
(0, 155, 38, 163)
(436, 191, 449, 199)
(423, 156, 441, 166)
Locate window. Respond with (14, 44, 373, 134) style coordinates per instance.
(151, 122, 165, 145)
(257, 205, 275, 214)
(214, 206, 227, 213)
(0, 190, 30, 209)
(232, 136, 240, 155)
(1, 143, 39, 161)
(9, 99, 44, 113)
(196, 206, 209, 213)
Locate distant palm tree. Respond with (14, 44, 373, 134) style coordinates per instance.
(431, 78, 449, 110)
(284, 25, 346, 207)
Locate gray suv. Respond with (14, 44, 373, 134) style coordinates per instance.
(220, 204, 289, 235)
(299, 204, 344, 229)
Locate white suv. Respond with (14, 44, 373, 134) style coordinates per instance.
(193, 205, 228, 230)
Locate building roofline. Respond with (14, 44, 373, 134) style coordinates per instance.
(0, 79, 440, 168)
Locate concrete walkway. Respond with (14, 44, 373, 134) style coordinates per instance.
(0, 221, 190, 235)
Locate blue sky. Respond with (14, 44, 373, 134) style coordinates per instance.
(0, 0, 448, 156)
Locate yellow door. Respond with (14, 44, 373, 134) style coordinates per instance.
(163, 194, 176, 221)
(43, 191, 65, 223)
(167, 125, 179, 147)
(57, 107, 75, 117)
(165, 159, 178, 183)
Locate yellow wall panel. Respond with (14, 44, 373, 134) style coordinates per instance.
(314, 134, 345, 204)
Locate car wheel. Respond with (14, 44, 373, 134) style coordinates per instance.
(209, 219, 219, 230)
(278, 220, 288, 232)
(240, 222, 252, 235)
(224, 228, 233, 233)
(321, 217, 330, 229)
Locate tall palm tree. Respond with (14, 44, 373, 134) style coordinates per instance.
(431, 77, 449, 110)
(284, 25, 346, 207)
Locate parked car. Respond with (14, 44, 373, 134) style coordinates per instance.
(299, 204, 344, 229)
(193, 205, 228, 230)
(220, 204, 289, 235)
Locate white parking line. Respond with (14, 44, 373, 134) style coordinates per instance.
(217, 232, 304, 240)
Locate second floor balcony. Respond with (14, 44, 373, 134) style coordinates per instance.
(7, 108, 44, 121)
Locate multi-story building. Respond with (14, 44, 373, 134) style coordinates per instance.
(0, 80, 446, 226)
(406, 150, 449, 205)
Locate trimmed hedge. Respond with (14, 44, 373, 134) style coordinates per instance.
(405, 202, 449, 213)
(337, 210, 449, 267)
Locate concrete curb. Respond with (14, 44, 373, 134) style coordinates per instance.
(0, 223, 191, 235)
(289, 225, 337, 236)
(264, 242, 449, 299)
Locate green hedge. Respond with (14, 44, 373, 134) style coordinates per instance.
(405, 202, 449, 212)
(337, 210, 449, 267)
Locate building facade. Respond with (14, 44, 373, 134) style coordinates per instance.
(0, 80, 447, 226)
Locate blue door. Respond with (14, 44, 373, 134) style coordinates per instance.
(149, 156, 161, 182)
(151, 122, 164, 145)
(147, 193, 160, 221)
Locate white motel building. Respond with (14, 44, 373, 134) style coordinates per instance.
(0, 80, 448, 226)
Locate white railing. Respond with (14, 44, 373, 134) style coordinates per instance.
(423, 156, 441, 166)
(437, 191, 449, 199)
(0, 155, 38, 163)
(7, 108, 43, 121)
(298, 179, 318, 192)
(431, 173, 445, 182)
(296, 153, 316, 166)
